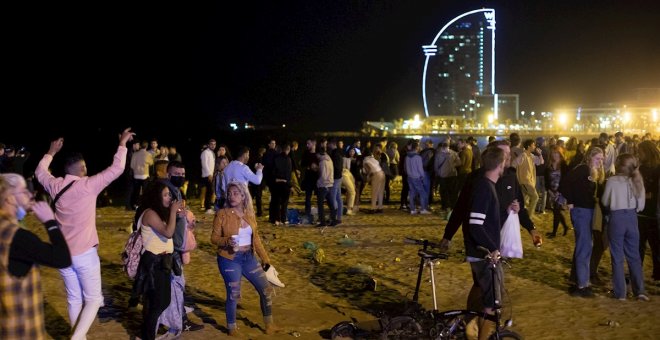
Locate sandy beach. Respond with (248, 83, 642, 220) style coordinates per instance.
(29, 187, 660, 340)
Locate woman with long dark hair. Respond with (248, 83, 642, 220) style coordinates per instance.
(560, 147, 605, 297)
(134, 181, 181, 340)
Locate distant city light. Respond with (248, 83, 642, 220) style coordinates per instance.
(623, 111, 631, 123)
(230, 123, 238, 131)
(411, 114, 422, 129)
(652, 109, 658, 122)
(558, 113, 568, 125)
(282, 124, 286, 128)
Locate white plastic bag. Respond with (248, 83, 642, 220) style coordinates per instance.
(500, 211, 523, 258)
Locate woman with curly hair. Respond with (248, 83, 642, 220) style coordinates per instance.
(211, 182, 276, 336)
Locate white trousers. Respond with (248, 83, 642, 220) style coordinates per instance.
(59, 246, 104, 340)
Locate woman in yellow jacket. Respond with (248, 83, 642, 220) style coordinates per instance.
(211, 181, 276, 336)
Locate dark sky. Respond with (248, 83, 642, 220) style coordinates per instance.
(5, 0, 660, 141)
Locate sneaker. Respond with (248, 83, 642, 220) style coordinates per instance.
(265, 265, 285, 287)
(156, 332, 180, 340)
(637, 294, 651, 302)
(570, 286, 595, 298)
(183, 319, 204, 332)
(346, 210, 355, 216)
(410, 210, 418, 215)
(419, 210, 432, 215)
(205, 209, 215, 215)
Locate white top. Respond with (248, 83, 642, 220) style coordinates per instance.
(140, 212, 174, 255)
(602, 175, 645, 212)
(237, 224, 253, 246)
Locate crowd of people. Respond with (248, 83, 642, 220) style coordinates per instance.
(0, 129, 658, 339)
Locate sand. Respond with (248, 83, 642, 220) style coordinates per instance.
(28, 187, 660, 340)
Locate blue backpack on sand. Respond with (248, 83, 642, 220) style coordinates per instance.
(287, 208, 300, 225)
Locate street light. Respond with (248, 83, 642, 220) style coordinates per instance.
(557, 112, 568, 131)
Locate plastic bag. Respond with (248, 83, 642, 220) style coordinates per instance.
(500, 211, 523, 258)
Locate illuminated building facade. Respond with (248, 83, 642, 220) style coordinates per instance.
(422, 9, 496, 118)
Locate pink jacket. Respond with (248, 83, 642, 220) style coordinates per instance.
(36, 147, 127, 256)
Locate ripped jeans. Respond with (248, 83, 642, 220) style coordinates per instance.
(217, 251, 273, 330)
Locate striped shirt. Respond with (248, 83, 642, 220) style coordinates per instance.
(464, 176, 501, 259)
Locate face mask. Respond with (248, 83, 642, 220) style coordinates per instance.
(170, 176, 185, 188)
(16, 205, 27, 221)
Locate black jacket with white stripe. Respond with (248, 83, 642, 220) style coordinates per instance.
(464, 176, 501, 258)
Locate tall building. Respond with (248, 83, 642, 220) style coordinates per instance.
(422, 9, 496, 118)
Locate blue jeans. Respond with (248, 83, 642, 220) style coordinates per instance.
(570, 207, 594, 288)
(608, 209, 645, 298)
(331, 178, 343, 221)
(408, 177, 428, 211)
(217, 252, 273, 330)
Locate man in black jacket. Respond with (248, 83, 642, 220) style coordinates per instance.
(440, 140, 542, 319)
(463, 147, 505, 340)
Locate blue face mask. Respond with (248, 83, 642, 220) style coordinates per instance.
(16, 205, 27, 221)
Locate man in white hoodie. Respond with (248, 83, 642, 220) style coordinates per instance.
(316, 147, 337, 226)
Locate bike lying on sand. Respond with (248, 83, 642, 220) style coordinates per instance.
(330, 237, 523, 339)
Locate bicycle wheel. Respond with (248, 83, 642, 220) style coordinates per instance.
(382, 316, 423, 339)
(331, 321, 357, 339)
(490, 329, 524, 340)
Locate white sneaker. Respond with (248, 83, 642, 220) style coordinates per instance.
(265, 265, 285, 287)
(205, 209, 215, 215)
(637, 294, 651, 301)
(419, 210, 432, 215)
(410, 210, 418, 215)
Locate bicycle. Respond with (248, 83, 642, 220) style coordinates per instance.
(331, 237, 523, 339)
(404, 237, 522, 339)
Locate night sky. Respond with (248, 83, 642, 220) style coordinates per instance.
(4, 0, 660, 143)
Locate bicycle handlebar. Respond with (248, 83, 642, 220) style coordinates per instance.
(477, 245, 506, 264)
(404, 237, 443, 249)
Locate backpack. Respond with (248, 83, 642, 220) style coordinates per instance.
(181, 210, 198, 265)
(122, 212, 145, 279)
(287, 208, 300, 225)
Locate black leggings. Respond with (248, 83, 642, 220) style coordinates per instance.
(141, 254, 172, 340)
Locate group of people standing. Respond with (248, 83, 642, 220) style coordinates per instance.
(1, 130, 279, 339)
